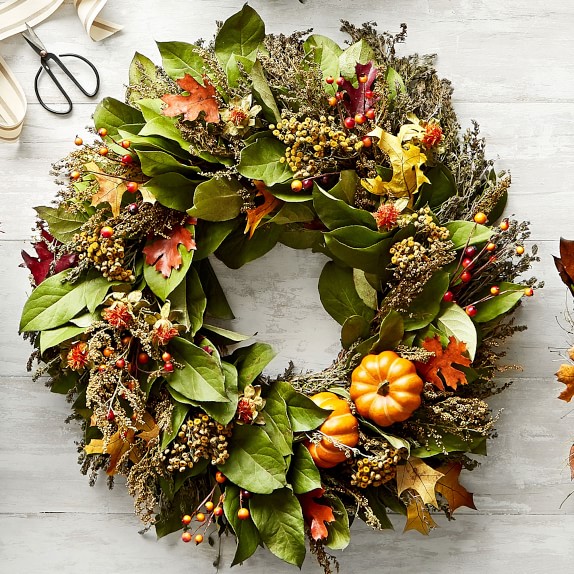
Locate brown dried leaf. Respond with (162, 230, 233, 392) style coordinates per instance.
(556, 364, 574, 402)
(161, 74, 220, 123)
(435, 462, 476, 515)
(403, 495, 438, 535)
(136, 412, 160, 444)
(396, 457, 444, 508)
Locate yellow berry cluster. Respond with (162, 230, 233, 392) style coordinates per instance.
(270, 114, 360, 177)
(404, 207, 450, 242)
(74, 230, 134, 282)
(162, 415, 233, 473)
(350, 446, 402, 488)
(390, 237, 427, 269)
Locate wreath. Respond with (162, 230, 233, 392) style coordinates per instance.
(20, 6, 539, 571)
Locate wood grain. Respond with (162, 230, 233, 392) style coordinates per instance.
(2, 0, 574, 572)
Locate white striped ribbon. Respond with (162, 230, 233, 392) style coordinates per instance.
(0, 0, 122, 142)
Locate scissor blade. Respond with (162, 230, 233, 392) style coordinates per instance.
(21, 23, 47, 55)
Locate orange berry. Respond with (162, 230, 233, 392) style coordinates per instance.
(490, 286, 500, 296)
(98, 146, 109, 156)
(473, 212, 487, 224)
(361, 136, 372, 148)
(182, 515, 192, 525)
(70, 170, 81, 180)
(126, 181, 139, 193)
(516, 245, 525, 255)
(181, 532, 192, 543)
(103, 347, 114, 357)
(327, 96, 337, 106)
(100, 226, 113, 238)
(213, 506, 223, 517)
(196, 513, 206, 523)
(121, 139, 131, 149)
(162, 352, 172, 362)
(486, 242, 496, 252)
(194, 534, 204, 545)
(97, 127, 108, 137)
(74, 136, 83, 146)
(137, 352, 149, 365)
(499, 219, 509, 231)
(205, 501, 214, 512)
(237, 508, 250, 520)
(524, 287, 534, 297)
(358, 74, 368, 83)
(215, 471, 226, 484)
(291, 179, 303, 192)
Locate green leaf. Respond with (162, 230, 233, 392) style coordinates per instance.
(215, 5, 265, 86)
(359, 419, 411, 453)
(129, 52, 158, 88)
(50, 372, 78, 394)
(117, 125, 189, 159)
(402, 270, 450, 330)
(250, 59, 281, 123)
(363, 487, 394, 529)
(34, 206, 88, 243)
(411, 432, 487, 458)
(160, 401, 190, 451)
(275, 381, 329, 432)
(318, 261, 375, 326)
(339, 40, 376, 80)
(279, 229, 323, 250)
(250, 489, 306, 567)
(416, 163, 457, 208)
(20, 272, 114, 332)
(341, 315, 370, 349)
(328, 170, 358, 203)
(168, 337, 227, 402)
(136, 150, 199, 177)
(353, 269, 378, 310)
(173, 458, 209, 493)
(202, 324, 251, 345)
(436, 302, 477, 360)
(194, 220, 239, 260)
(216, 224, 282, 269)
(325, 494, 350, 550)
(223, 484, 262, 565)
(237, 138, 292, 186)
(218, 424, 287, 493)
(313, 185, 378, 230)
(169, 266, 205, 335)
(289, 444, 322, 494)
(39, 324, 85, 354)
(142, 173, 198, 211)
(93, 97, 144, 137)
(195, 259, 235, 320)
(137, 100, 191, 151)
(445, 221, 493, 249)
(157, 41, 208, 82)
(143, 243, 194, 301)
(474, 282, 524, 323)
(385, 66, 406, 104)
(268, 203, 314, 226)
(187, 176, 243, 221)
(260, 385, 292, 457)
(303, 35, 342, 95)
(371, 310, 404, 354)
(198, 361, 239, 425)
(231, 342, 277, 391)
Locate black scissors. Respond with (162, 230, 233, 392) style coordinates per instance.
(21, 24, 100, 115)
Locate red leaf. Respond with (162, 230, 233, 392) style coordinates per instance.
(161, 74, 220, 123)
(298, 488, 335, 541)
(341, 62, 378, 116)
(142, 225, 196, 278)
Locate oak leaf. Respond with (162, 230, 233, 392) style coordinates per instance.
(396, 457, 444, 508)
(298, 488, 335, 541)
(84, 429, 137, 475)
(244, 180, 281, 238)
(86, 161, 128, 217)
(137, 412, 160, 444)
(142, 225, 196, 278)
(556, 364, 574, 402)
(403, 495, 438, 535)
(161, 74, 220, 123)
(416, 335, 471, 391)
(362, 128, 429, 203)
(435, 462, 476, 515)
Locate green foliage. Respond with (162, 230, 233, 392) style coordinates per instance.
(474, 282, 524, 323)
(157, 41, 208, 83)
(325, 494, 351, 550)
(402, 270, 450, 330)
(274, 381, 329, 432)
(436, 302, 477, 359)
(142, 173, 198, 211)
(93, 97, 144, 137)
(237, 138, 292, 186)
(143, 243, 194, 301)
(446, 220, 492, 249)
(188, 177, 244, 221)
(34, 206, 87, 243)
(289, 444, 322, 494)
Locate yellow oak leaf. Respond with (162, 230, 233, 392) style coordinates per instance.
(404, 495, 438, 535)
(396, 457, 444, 508)
(85, 161, 128, 217)
(363, 127, 429, 204)
(244, 180, 281, 238)
(435, 462, 476, 515)
(85, 428, 137, 475)
(556, 363, 574, 402)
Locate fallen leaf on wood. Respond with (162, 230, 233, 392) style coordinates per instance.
(396, 457, 444, 508)
(298, 488, 335, 541)
(161, 74, 220, 123)
(435, 462, 476, 515)
(143, 225, 196, 278)
(403, 495, 438, 535)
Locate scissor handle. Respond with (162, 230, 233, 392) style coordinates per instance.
(34, 53, 100, 115)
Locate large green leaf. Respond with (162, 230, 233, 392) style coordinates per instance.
(20, 271, 113, 332)
(160, 401, 190, 451)
(303, 35, 342, 95)
(436, 302, 477, 359)
(34, 206, 87, 243)
(274, 381, 329, 432)
(371, 310, 404, 354)
(137, 100, 191, 151)
(231, 342, 277, 391)
(353, 268, 378, 309)
(118, 126, 189, 159)
(325, 494, 350, 550)
(313, 186, 378, 230)
(268, 202, 314, 226)
(402, 270, 450, 330)
(40, 324, 85, 354)
(445, 221, 492, 249)
(195, 259, 235, 320)
(93, 97, 144, 137)
(250, 59, 281, 122)
(474, 282, 524, 323)
(339, 40, 376, 79)
(168, 266, 205, 335)
(157, 41, 208, 82)
(194, 220, 239, 260)
(250, 489, 306, 567)
(411, 432, 486, 458)
(215, 224, 282, 269)
(223, 484, 262, 565)
(136, 150, 199, 177)
(289, 444, 321, 494)
(341, 315, 370, 349)
(143, 243, 194, 301)
(416, 163, 457, 208)
(260, 384, 292, 457)
(385, 66, 406, 105)
(197, 361, 239, 425)
(142, 173, 198, 211)
(187, 176, 243, 221)
(129, 52, 158, 89)
(218, 424, 287, 493)
(318, 261, 375, 325)
(237, 138, 292, 186)
(167, 337, 227, 402)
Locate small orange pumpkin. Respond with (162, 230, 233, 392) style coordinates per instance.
(306, 392, 359, 468)
(350, 351, 423, 427)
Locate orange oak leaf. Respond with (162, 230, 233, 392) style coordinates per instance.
(416, 335, 471, 391)
(161, 74, 220, 123)
(435, 462, 476, 515)
(404, 495, 438, 535)
(244, 181, 281, 238)
(84, 429, 137, 475)
(86, 161, 128, 217)
(136, 412, 160, 444)
(142, 225, 196, 278)
(396, 457, 444, 508)
(298, 488, 335, 541)
(556, 363, 574, 402)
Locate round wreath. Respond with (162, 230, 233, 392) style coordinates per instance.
(21, 6, 539, 571)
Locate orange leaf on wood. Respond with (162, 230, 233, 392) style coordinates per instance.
(142, 225, 196, 278)
(404, 495, 438, 535)
(435, 462, 476, 515)
(161, 74, 220, 123)
(416, 335, 471, 391)
(244, 181, 281, 238)
(298, 488, 335, 541)
(556, 364, 574, 402)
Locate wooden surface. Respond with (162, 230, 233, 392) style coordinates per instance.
(2, 0, 574, 572)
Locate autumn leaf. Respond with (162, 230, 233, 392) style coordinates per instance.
(362, 127, 429, 203)
(435, 462, 476, 515)
(85, 429, 137, 475)
(556, 363, 574, 402)
(161, 74, 220, 123)
(404, 495, 438, 535)
(244, 181, 281, 238)
(137, 412, 160, 444)
(85, 161, 129, 217)
(142, 224, 196, 278)
(416, 335, 472, 391)
(569, 444, 574, 480)
(396, 457, 444, 508)
(340, 62, 378, 116)
(298, 488, 335, 541)
(554, 237, 574, 296)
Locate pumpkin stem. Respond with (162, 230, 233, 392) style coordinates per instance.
(377, 381, 390, 396)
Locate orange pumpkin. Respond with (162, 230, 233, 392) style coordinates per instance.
(306, 392, 359, 468)
(350, 351, 423, 427)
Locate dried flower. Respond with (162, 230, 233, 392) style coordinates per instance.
(236, 384, 265, 424)
(67, 342, 89, 370)
(373, 203, 399, 230)
(220, 94, 261, 136)
(102, 301, 132, 329)
(422, 122, 443, 148)
(151, 318, 179, 345)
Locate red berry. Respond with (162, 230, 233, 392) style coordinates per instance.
(358, 74, 368, 84)
(365, 108, 375, 120)
(97, 127, 108, 137)
(354, 113, 366, 125)
(137, 352, 149, 365)
(115, 358, 126, 369)
(100, 226, 114, 238)
(460, 271, 472, 283)
(336, 76, 345, 86)
(126, 181, 138, 193)
(164, 361, 174, 373)
(344, 117, 356, 129)
(489, 255, 497, 263)
(327, 96, 337, 106)
(213, 506, 223, 517)
(291, 179, 303, 192)
(181, 532, 192, 543)
(335, 91, 345, 101)
(120, 139, 131, 149)
(361, 136, 372, 148)
(462, 258, 474, 269)
(443, 291, 455, 303)
(325, 75, 334, 84)
(465, 305, 478, 317)
(106, 409, 115, 421)
(215, 471, 226, 484)
(237, 508, 250, 520)
(74, 136, 83, 146)
(365, 90, 374, 99)
(473, 212, 487, 224)
(121, 154, 134, 165)
(302, 178, 314, 190)
(465, 246, 478, 257)
(162, 352, 172, 362)
(98, 365, 107, 373)
(182, 515, 192, 525)
(490, 286, 500, 296)
(524, 287, 534, 297)
(241, 490, 252, 499)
